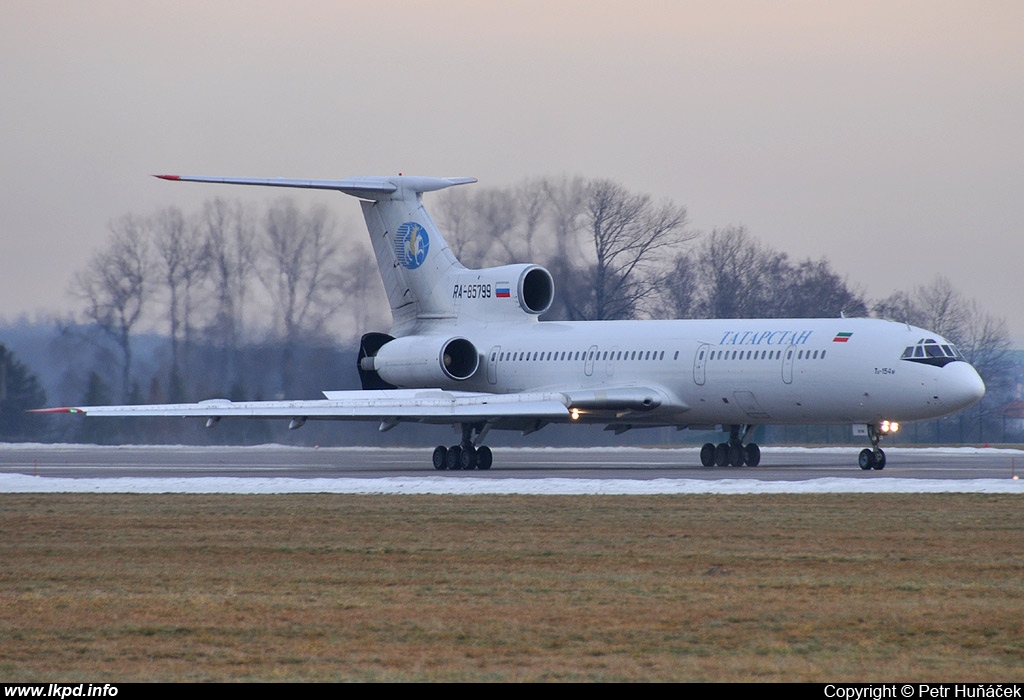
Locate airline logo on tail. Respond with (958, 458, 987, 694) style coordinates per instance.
(395, 222, 429, 269)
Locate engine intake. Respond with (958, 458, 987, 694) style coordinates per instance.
(519, 265, 554, 315)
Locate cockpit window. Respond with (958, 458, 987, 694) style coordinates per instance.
(900, 338, 963, 367)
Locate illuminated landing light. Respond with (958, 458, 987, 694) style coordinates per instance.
(879, 420, 900, 434)
(571, 408, 580, 420)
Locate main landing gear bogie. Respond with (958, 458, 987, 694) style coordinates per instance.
(432, 423, 493, 471)
(432, 444, 494, 471)
(700, 425, 761, 467)
(700, 441, 762, 467)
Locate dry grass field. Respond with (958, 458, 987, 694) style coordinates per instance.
(1, 493, 1022, 682)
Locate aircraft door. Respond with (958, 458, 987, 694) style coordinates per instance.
(487, 345, 500, 385)
(782, 344, 796, 384)
(584, 344, 598, 376)
(693, 343, 709, 386)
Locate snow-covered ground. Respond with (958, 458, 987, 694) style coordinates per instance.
(2, 445, 1022, 495)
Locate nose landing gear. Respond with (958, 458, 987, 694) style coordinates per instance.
(858, 422, 895, 470)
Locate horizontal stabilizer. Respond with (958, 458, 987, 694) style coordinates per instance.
(154, 174, 476, 200)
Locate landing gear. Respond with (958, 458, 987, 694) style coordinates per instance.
(432, 445, 448, 470)
(432, 423, 493, 471)
(700, 425, 761, 467)
(476, 445, 493, 470)
(858, 423, 890, 470)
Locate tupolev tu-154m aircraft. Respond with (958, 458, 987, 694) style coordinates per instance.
(37, 174, 986, 470)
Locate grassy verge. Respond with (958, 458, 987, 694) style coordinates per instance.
(1, 494, 1022, 681)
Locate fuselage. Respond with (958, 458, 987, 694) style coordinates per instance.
(417, 316, 985, 428)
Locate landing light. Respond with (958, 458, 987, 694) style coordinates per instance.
(571, 408, 580, 420)
(879, 420, 900, 434)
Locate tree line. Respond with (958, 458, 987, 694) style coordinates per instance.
(0, 175, 1017, 444)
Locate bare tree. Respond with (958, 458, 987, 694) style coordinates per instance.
(778, 259, 868, 319)
(511, 177, 549, 262)
(335, 244, 388, 340)
(71, 215, 151, 401)
(201, 198, 258, 388)
(666, 226, 865, 320)
(435, 178, 553, 268)
(687, 226, 785, 319)
(152, 206, 209, 399)
(259, 198, 345, 393)
(433, 186, 479, 265)
(558, 179, 691, 320)
(875, 276, 976, 341)
(543, 175, 588, 263)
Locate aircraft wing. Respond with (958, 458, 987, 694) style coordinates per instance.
(33, 385, 687, 428)
(33, 389, 571, 426)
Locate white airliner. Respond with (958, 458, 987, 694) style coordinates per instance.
(39, 174, 986, 470)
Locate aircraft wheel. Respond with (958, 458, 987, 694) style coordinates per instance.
(872, 449, 886, 470)
(728, 444, 745, 467)
(476, 445, 493, 470)
(744, 443, 761, 467)
(699, 443, 716, 467)
(432, 445, 448, 470)
(714, 443, 730, 467)
(859, 448, 875, 470)
(446, 445, 462, 470)
(459, 445, 477, 470)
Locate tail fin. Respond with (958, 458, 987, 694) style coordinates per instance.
(356, 177, 477, 333)
(156, 174, 476, 334)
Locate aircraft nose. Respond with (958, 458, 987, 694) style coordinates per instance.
(940, 361, 986, 410)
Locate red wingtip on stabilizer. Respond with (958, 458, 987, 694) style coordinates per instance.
(154, 174, 181, 180)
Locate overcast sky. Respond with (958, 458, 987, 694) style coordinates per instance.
(2, 1, 1022, 343)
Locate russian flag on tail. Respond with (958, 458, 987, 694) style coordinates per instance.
(496, 282, 511, 298)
